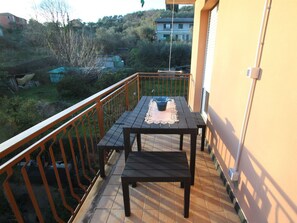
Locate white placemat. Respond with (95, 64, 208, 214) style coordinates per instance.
(145, 99, 179, 124)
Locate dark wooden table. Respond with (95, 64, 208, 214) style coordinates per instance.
(123, 96, 197, 185)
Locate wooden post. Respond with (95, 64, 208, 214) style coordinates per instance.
(96, 100, 105, 138)
(125, 81, 129, 111)
(137, 73, 140, 101)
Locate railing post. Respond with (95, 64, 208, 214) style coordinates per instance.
(125, 81, 129, 110)
(96, 100, 105, 139)
(137, 73, 140, 101)
(3, 169, 25, 223)
(187, 73, 191, 101)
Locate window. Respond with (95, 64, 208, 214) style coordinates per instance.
(201, 5, 218, 117)
(163, 24, 171, 30)
(178, 24, 183, 29)
(163, 34, 170, 40)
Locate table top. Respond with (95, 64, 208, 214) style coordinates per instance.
(124, 96, 197, 134)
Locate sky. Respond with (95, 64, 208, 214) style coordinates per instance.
(0, 0, 167, 23)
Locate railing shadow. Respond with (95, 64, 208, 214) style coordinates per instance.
(207, 106, 297, 222)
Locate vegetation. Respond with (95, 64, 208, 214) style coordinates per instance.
(0, 96, 43, 141)
(0, 0, 194, 143)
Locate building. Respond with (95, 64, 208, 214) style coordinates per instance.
(0, 13, 27, 29)
(185, 0, 297, 222)
(155, 17, 193, 42)
(0, 26, 3, 36)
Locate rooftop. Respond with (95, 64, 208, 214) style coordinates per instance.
(155, 18, 194, 23)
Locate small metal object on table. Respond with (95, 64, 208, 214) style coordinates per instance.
(123, 96, 197, 185)
(121, 151, 191, 218)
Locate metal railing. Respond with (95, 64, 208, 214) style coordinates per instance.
(0, 72, 190, 222)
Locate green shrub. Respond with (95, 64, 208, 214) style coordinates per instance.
(56, 75, 95, 99)
(0, 96, 43, 142)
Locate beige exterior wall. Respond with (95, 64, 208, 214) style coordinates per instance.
(189, 0, 297, 222)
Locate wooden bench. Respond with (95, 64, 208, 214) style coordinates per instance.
(97, 111, 137, 178)
(121, 152, 191, 218)
(180, 112, 206, 151)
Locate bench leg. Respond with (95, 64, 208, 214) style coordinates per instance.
(122, 181, 131, 217)
(137, 133, 142, 151)
(179, 134, 183, 151)
(201, 126, 206, 151)
(184, 181, 190, 218)
(99, 149, 105, 178)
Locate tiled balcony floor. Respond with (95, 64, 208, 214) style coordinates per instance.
(84, 134, 240, 223)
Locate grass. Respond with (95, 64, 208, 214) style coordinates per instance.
(17, 84, 59, 102)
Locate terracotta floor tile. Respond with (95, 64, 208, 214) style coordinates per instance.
(191, 209, 211, 223)
(143, 195, 160, 210)
(112, 195, 124, 210)
(113, 165, 124, 175)
(130, 197, 145, 210)
(96, 196, 115, 209)
(107, 209, 125, 223)
(87, 134, 240, 223)
(205, 195, 224, 212)
(208, 211, 229, 223)
(224, 209, 242, 223)
(116, 158, 125, 167)
(102, 184, 119, 196)
(142, 209, 159, 223)
(108, 175, 121, 185)
(158, 208, 176, 223)
(90, 209, 110, 223)
(124, 210, 143, 223)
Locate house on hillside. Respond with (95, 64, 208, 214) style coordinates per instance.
(0, 13, 27, 29)
(155, 17, 193, 42)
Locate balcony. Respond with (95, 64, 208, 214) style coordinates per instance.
(0, 72, 240, 222)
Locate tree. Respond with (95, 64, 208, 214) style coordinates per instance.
(127, 41, 191, 71)
(0, 97, 43, 142)
(96, 27, 123, 54)
(37, 0, 100, 73)
(23, 19, 47, 47)
(138, 26, 155, 42)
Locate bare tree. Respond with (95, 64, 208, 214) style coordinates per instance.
(37, 0, 102, 75)
(39, 0, 69, 26)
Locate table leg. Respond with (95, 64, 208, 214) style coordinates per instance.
(201, 126, 206, 151)
(180, 134, 183, 151)
(184, 181, 190, 218)
(137, 133, 142, 151)
(123, 128, 131, 161)
(99, 149, 105, 178)
(122, 181, 131, 217)
(190, 132, 197, 185)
